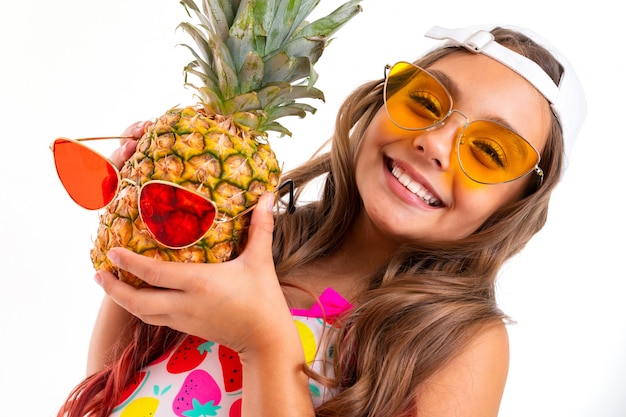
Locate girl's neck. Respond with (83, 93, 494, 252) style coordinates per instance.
(341, 209, 404, 266)
(281, 211, 401, 308)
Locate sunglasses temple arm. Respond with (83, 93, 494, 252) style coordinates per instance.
(73, 136, 137, 142)
(535, 166, 544, 187)
(223, 179, 296, 222)
(279, 179, 296, 214)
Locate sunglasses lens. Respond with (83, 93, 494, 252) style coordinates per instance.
(384, 62, 452, 130)
(384, 62, 540, 185)
(458, 121, 539, 184)
(139, 182, 217, 249)
(52, 139, 119, 209)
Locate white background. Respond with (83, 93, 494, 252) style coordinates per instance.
(1, 0, 624, 415)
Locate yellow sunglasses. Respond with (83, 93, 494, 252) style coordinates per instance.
(383, 61, 544, 185)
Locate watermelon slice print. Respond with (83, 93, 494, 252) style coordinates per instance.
(218, 345, 242, 393)
(113, 371, 150, 411)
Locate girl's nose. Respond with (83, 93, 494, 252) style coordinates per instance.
(412, 111, 467, 171)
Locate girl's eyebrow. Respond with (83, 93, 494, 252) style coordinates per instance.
(428, 68, 522, 136)
(427, 69, 460, 99)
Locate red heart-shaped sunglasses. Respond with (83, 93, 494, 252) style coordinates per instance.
(51, 137, 294, 249)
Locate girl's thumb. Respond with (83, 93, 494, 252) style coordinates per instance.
(244, 193, 275, 257)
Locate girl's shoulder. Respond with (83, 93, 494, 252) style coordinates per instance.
(415, 322, 509, 417)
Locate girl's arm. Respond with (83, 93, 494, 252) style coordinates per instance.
(238, 307, 315, 416)
(86, 121, 145, 375)
(86, 295, 134, 375)
(414, 322, 510, 417)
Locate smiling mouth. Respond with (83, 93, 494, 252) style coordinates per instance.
(388, 160, 443, 207)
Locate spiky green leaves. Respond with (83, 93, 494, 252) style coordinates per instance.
(178, 0, 362, 136)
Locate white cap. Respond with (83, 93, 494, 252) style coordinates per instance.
(424, 25, 587, 173)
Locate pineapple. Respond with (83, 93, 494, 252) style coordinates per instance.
(90, 0, 362, 288)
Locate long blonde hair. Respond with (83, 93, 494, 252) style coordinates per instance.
(273, 28, 565, 416)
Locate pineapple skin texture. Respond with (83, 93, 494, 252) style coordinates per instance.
(91, 106, 280, 288)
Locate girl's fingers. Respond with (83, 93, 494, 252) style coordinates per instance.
(109, 141, 136, 168)
(95, 268, 181, 323)
(105, 247, 197, 291)
(120, 120, 151, 138)
(110, 120, 151, 168)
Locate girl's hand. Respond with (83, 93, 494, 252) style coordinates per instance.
(95, 193, 296, 354)
(109, 120, 151, 168)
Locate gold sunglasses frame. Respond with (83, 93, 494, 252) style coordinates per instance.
(382, 61, 544, 186)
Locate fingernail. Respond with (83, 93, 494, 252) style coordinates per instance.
(107, 249, 120, 265)
(136, 120, 151, 134)
(94, 272, 103, 286)
(266, 192, 275, 211)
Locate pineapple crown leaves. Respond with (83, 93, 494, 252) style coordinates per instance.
(178, 0, 362, 136)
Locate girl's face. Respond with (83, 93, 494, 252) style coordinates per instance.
(355, 52, 552, 244)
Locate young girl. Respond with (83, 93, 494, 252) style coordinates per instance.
(59, 24, 586, 417)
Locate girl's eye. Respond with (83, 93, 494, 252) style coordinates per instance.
(468, 137, 507, 169)
(406, 90, 445, 123)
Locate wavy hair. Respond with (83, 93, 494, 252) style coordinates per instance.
(275, 28, 565, 416)
(58, 28, 565, 417)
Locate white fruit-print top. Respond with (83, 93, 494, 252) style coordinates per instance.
(109, 288, 352, 417)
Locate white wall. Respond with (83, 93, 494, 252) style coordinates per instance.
(0, 0, 623, 415)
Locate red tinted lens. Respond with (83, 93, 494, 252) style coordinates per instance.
(53, 139, 119, 210)
(139, 182, 217, 248)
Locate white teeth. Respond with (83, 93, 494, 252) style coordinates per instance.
(391, 164, 441, 206)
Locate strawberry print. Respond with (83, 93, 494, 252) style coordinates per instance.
(172, 369, 222, 417)
(218, 346, 242, 393)
(167, 335, 215, 374)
